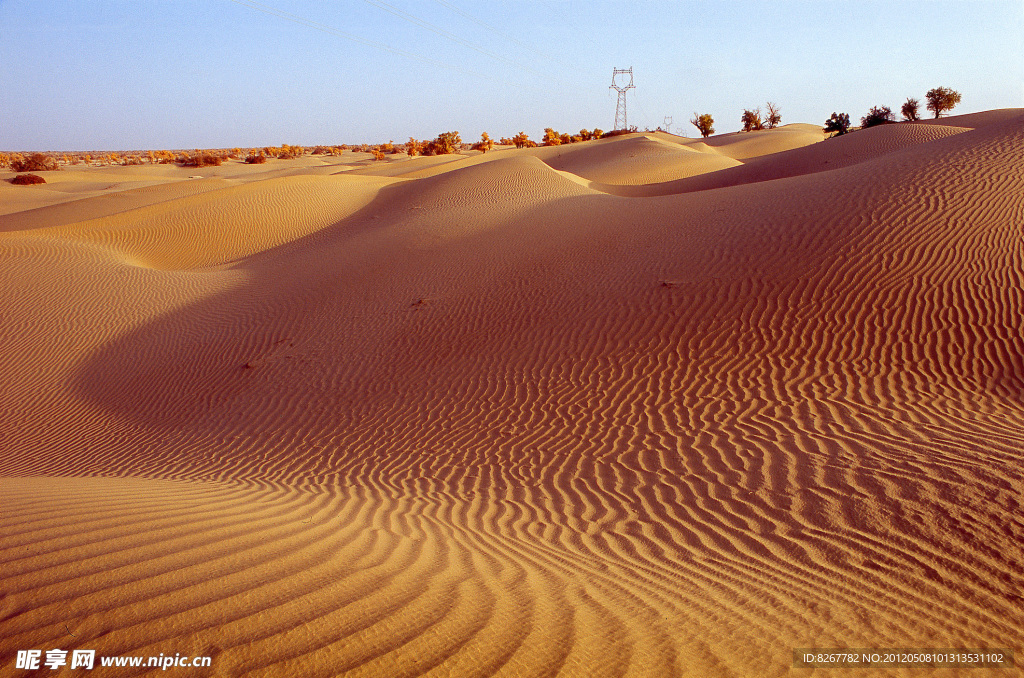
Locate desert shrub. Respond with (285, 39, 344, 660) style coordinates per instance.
(542, 128, 561, 146)
(926, 86, 961, 118)
(824, 112, 851, 136)
(471, 132, 494, 153)
(122, 154, 144, 165)
(740, 108, 764, 132)
(901, 98, 920, 121)
(423, 131, 461, 156)
(765, 102, 781, 129)
(559, 132, 572, 144)
(245, 152, 267, 164)
(277, 144, 303, 159)
(591, 128, 604, 139)
(370, 149, 386, 160)
(180, 150, 223, 167)
(11, 173, 46, 185)
(405, 137, 422, 156)
(600, 129, 631, 138)
(861, 106, 895, 128)
(512, 132, 530, 149)
(11, 153, 60, 172)
(0, 153, 11, 168)
(578, 129, 593, 141)
(690, 113, 714, 138)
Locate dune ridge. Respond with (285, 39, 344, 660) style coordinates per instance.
(2, 111, 1022, 676)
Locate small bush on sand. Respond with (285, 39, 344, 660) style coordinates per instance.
(245, 152, 267, 164)
(765, 102, 782, 129)
(512, 132, 530, 149)
(542, 128, 561, 146)
(277, 144, 304, 159)
(926, 86, 961, 118)
(472, 132, 494, 153)
(824, 112, 851, 137)
(861, 105, 895, 128)
(370, 149, 386, 160)
(180, 150, 223, 168)
(741, 108, 764, 132)
(690, 113, 715, 138)
(11, 153, 60, 172)
(423, 131, 461, 156)
(11, 173, 46, 185)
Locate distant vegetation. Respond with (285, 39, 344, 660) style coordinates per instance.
(926, 87, 962, 118)
(824, 112, 851, 137)
(764, 102, 782, 129)
(861, 106, 895, 128)
(0, 117, 623, 173)
(690, 113, 714, 138)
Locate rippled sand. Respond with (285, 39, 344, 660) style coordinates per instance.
(2, 110, 1023, 676)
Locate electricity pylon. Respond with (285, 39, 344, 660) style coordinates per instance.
(610, 67, 634, 131)
(663, 116, 673, 133)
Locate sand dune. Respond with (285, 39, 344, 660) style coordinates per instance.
(2, 111, 1023, 676)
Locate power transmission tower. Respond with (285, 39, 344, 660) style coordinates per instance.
(663, 116, 673, 133)
(609, 67, 634, 131)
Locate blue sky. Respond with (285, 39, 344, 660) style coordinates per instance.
(1, 0, 1021, 150)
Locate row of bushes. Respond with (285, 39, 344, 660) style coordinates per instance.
(825, 86, 962, 136)
(687, 103, 780, 138)
(687, 87, 962, 140)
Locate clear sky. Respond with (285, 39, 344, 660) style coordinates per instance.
(1, 0, 1021, 151)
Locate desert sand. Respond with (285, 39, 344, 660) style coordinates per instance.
(1, 110, 1022, 676)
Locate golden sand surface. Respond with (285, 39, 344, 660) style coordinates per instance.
(1, 111, 1022, 676)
